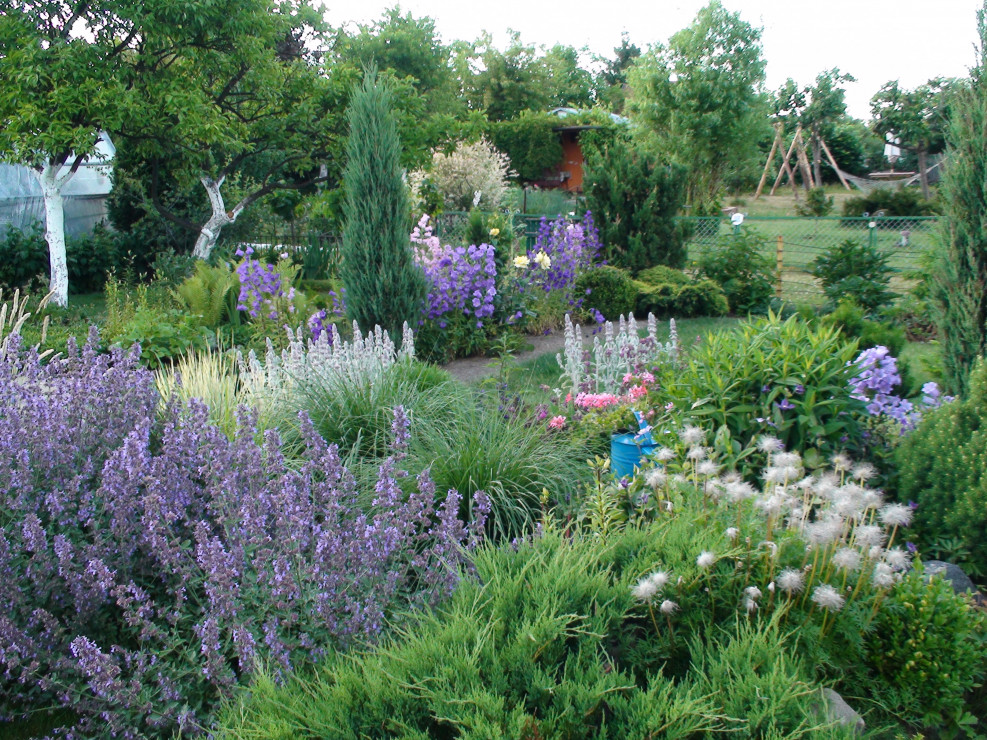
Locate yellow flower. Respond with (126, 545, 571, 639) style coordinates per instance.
(513, 255, 530, 269)
(534, 251, 552, 269)
(489, 227, 500, 237)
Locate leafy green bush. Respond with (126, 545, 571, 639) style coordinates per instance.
(635, 277, 729, 319)
(694, 230, 775, 314)
(810, 238, 896, 314)
(659, 312, 865, 468)
(842, 187, 939, 218)
(896, 359, 987, 580)
(575, 265, 637, 319)
(0, 223, 124, 294)
(861, 569, 986, 732)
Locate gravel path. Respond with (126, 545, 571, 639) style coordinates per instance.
(440, 325, 598, 384)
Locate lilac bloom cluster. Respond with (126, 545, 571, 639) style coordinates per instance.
(412, 215, 497, 328)
(235, 246, 296, 320)
(849, 345, 950, 431)
(526, 212, 602, 301)
(0, 332, 488, 737)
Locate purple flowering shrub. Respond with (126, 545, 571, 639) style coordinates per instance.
(411, 215, 498, 361)
(0, 333, 488, 737)
(849, 346, 950, 432)
(525, 212, 602, 298)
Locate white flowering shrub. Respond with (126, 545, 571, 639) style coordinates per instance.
(410, 137, 514, 211)
(556, 312, 678, 395)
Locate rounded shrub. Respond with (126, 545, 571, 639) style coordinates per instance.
(861, 569, 987, 732)
(637, 264, 691, 287)
(896, 359, 987, 581)
(575, 265, 637, 319)
(810, 238, 896, 314)
(693, 229, 775, 314)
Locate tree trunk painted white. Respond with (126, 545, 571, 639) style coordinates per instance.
(36, 162, 75, 308)
(192, 176, 236, 260)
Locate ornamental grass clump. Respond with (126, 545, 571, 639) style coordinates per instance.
(0, 332, 488, 737)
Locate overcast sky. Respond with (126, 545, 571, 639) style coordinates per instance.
(320, 0, 984, 120)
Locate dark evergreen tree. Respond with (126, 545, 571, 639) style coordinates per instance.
(340, 69, 426, 339)
(583, 139, 690, 273)
(931, 4, 987, 395)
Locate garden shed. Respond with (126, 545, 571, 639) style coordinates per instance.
(535, 107, 629, 193)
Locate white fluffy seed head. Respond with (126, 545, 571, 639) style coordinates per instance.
(697, 460, 719, 476)
(811, 584, 846, 611)
(773, 451, 802, 470)
(725, 527, 739, 541)
(831, 453, 852, 472)
(696, 551, 716, 569)
(655, 447, 676, 462)
(745, 586, 762, 600)
(647, 570, 670, 591)
(832, 547, 862, 573)
(757, 435, 784, 453)
(855, 524, 886, 549)
(744, 597, 758, 613)
(872, 562, 896, 588)
(660, 599, 679, 614)
(680, 425, 705, 445)
(883, 547, 910, 571)
(777, 568, 805, 594)
(879, 503, 913, 528)
(852, 462, 876, 481)
(645, 468, 667, 489)
(632, 577, 659, 603)
(686, 445, 707, 461)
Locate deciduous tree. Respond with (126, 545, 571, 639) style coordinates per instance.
(627, 1, 769, 210)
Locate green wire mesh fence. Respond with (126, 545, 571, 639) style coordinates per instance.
(239, 214, 939, 302)
(681, 216, 938, 305)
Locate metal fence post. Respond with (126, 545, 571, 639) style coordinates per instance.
(775, 235, 784, 299)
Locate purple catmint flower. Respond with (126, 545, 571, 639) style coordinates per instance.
(1, 334, 486, 735)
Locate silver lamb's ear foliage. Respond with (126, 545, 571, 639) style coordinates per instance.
(556, 312, 678, 395)
(237, 320, 415, 412)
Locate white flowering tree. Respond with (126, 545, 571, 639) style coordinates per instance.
(411, 137, 514, 211)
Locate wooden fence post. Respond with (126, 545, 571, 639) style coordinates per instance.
(775, 235, 784, 299)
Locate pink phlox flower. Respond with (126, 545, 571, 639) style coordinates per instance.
(548, 415, 567, 430)
(629, 385, 648, 401)
(574, 392, 621, 409)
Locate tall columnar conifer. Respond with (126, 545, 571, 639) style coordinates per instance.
(340, 69, 426, 338)
(931, 3, 987, 395)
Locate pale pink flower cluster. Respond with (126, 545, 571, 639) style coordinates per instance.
(573, 392, 622, 409)
(547, 415, 567, 430)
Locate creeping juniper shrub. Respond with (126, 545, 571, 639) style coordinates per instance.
(0, 332, 487, 737)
